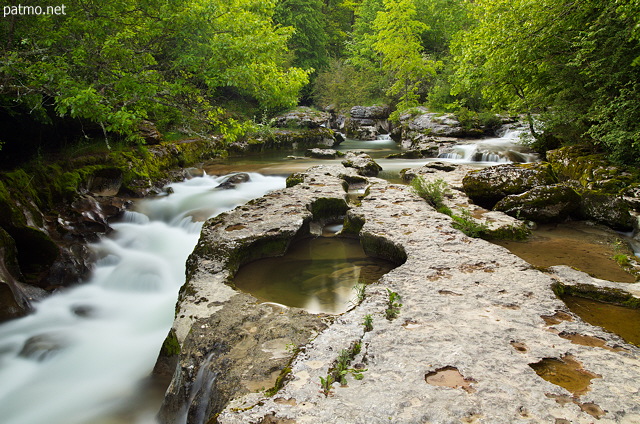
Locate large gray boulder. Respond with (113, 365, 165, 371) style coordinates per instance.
(274, 107, 331, 129)
(341, 152, 382, 176)
(462, 163, 557, 208)
(494, 185, 581, 223)
(345, 105, 391, 140)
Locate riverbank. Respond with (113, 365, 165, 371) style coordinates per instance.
(162, 163, 640, 423)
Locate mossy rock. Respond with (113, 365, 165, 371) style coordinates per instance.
(286, 173, 305, 188)
(309, 198, 349, 220)
(494, 184, 580, 224)
(360, 232, 407, 265)
(342, 211, 366, 235)
(577, 190, 634, 231)
(547, 145, 640, 192)
(553, 282, 640, 309)
(462, 163, 557, 209)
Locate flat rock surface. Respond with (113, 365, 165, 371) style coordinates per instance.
(167, 164, 640, 424)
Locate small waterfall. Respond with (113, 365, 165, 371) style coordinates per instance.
(437, 127, 538, 164)
(0, 172, 286, 424)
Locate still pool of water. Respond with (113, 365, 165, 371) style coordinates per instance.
(493, 222, 636, 283)
(562, 295, 640, 346)
(233, 236, 396, 314)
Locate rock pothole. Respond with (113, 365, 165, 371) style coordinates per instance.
(425, 366, 476, 393)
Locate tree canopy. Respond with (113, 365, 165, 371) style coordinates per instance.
(0, 0, 308, 155)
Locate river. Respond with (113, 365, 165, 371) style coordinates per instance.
(0, 130, 533, 424)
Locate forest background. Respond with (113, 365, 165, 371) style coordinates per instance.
(0, 0, 639, 166)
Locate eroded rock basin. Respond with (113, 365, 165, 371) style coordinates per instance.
(234, 236, 396, 314)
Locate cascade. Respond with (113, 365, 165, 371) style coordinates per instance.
(0, 172, 285, 424)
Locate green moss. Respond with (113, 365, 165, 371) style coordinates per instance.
(342, 212, 365, 235)
(483, 224, 531, 241)
(286, 173, 305, 188)
(310, 198, 348, 220)
(264, 366, 292, 397)
(159, 329, 181, 357)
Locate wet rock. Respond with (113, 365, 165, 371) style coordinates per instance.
(494, 185, 581, 223)
(19, 333, 68, 361)
(274, 107, 330, 129)
(341, 152, 382, 177)
(577, 190, 634, 231)
(175, 164, 640, 424)
(462, 163, 557, 208)
(305, 148, 345, 159)
(215, 173, 251, 190)
(138, 120, 163, 145)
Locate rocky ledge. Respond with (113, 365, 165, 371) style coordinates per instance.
(158, 163, 640, 424)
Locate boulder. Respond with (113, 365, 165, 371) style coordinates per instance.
(305, 148, 345, 159)
(578, 190, 634, 231)
(215, 173, 251, 190)
(345, 105, 391, 140)
(546, 145, 639, 192)
(341, 152, 382, 177)
(274, 107, 330, 129)
(462, 163, 557, 208)
(349, 105, 390, 119)
(494, 185, 581, 223)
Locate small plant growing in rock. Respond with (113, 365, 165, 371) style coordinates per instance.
(385, 289, 402, 320)
(363, 314, 374, 332)
(451, 209, 490, 238)
(411, 176, 450, 213)
(319, 375, 334, 396)
(350, 282, 367, 307)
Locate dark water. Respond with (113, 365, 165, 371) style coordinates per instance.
(233, 236, 396, 314)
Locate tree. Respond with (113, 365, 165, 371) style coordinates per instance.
(373, 0, 437, 112)
(450, 0, 640, 163)
(0, 0, 309, 150)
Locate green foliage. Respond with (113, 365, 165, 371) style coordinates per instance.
(313, 59, 387, 110)
(0, 0, 309, 147)
(319, 374, 334, 396)
(350, 282, 367, 307)
(450, 209, 490, 238)
(385, 288, 402, 320)
(410, 176, 448, 210)
(363, 314, 374, 332)
(373, 0, 436, 111)
(450, 0, 640, 164)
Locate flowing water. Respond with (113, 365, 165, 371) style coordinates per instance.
(0, 131, 558, 424)
(0, 173, 286, 424)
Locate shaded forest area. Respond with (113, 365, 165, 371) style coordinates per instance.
(1, 0, 639, 165)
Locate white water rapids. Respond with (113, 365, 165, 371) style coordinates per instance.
(0, 172, 286, 424)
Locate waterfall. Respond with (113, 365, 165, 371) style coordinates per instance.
(0, 172, 286, 424)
